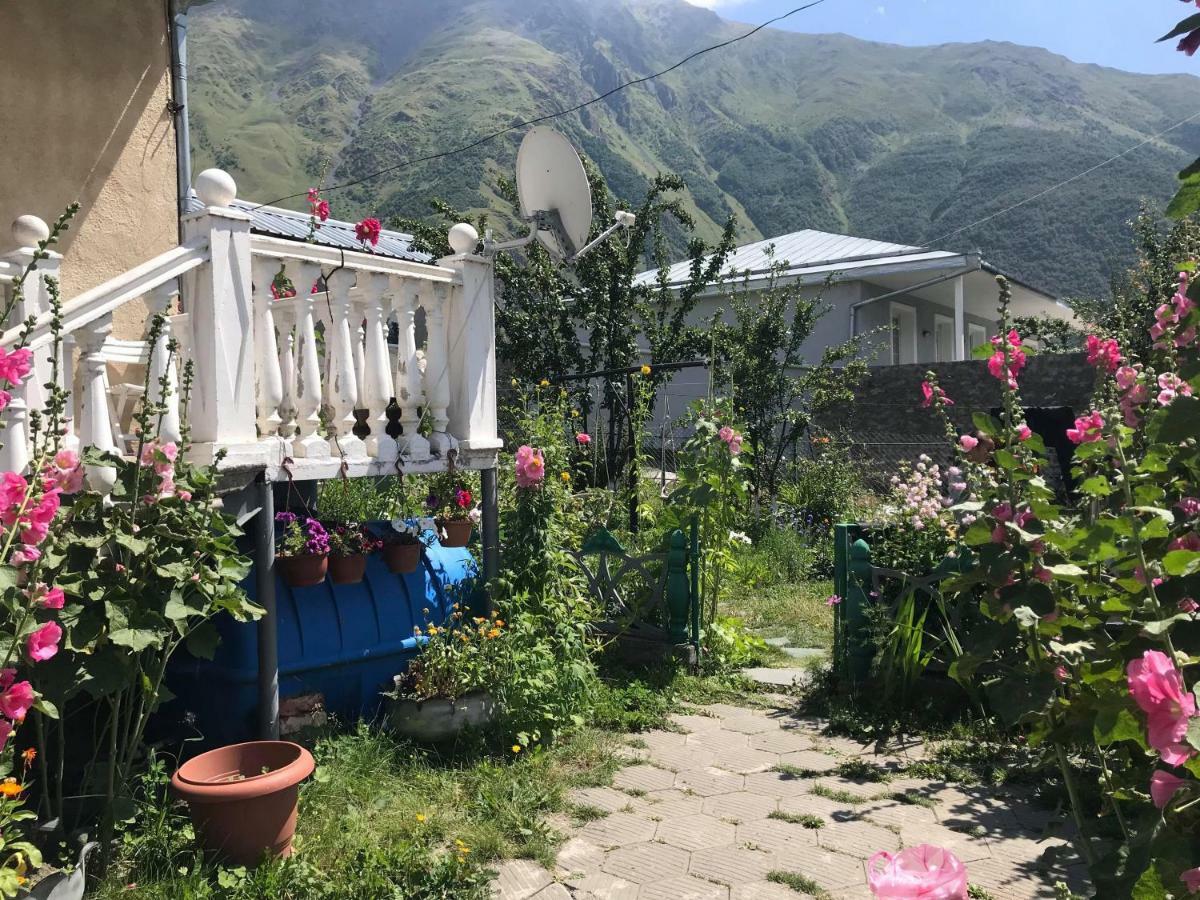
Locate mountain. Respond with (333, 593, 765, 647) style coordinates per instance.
(185, 0, 1200, 298)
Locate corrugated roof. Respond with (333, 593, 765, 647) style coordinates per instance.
(184, 194, 433, 263)
(634, 228, 958, 287)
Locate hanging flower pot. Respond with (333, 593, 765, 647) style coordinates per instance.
(437, 517, 472, 548)
(328, 553, 366, 584)
(277, 553, 328, 587)
(171, 741, 315, 867)
(384, 541, 422, 574)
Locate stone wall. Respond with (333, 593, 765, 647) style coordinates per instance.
(817, 353, 1096, 485)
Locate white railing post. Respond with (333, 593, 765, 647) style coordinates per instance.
(147, 283, 182, 445)
(290, 261, 328, 459)
(324, 268, 365, 459)
(180, 169, 266, 466)
(421, 283, 455, 456)
(440, 231, 502, 465)
(251, 256, 285, 440)
(360, 273, 397, 461)
(77, 314, 117, 494)
(275, 301, 298, 444)
(391, 279, 430, 462)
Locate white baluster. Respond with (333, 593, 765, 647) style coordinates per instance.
(291, 261, 329, 459)
(0, 367, 30, 476)
(58, 334, 79, 454)
(251, 257, 285, 440)
(77, 315, 117, 494)
(352, 295, 367, 409)
(147, 283, 182, 445)
(325, 268, 364, 458)
(392, 280, 430, 461)
(275, 302, 298, 442)
(422, 283, 456, 456)
(360, 274, 397, 461)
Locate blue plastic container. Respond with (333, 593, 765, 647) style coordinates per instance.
(168, 534, 478, 747)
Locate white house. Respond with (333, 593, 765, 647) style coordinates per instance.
(636, 228, 1072, 367)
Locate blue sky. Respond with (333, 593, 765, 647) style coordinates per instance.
(685, 0, 1200, 75)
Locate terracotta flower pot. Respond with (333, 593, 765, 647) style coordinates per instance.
(328, 553, 366, 585)
(171, 741, 315, 867)
(384, 541, 422, 574)
(277, 553, 328, 587)
(437, 517, 472, 548)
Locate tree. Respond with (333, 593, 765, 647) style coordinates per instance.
(710, 261, 870, 497)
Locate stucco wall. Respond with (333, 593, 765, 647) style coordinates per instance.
(0, 0, 178, 339)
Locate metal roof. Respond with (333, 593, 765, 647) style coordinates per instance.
(634, 227, 1044, 293)
(183, 194, 433, 263)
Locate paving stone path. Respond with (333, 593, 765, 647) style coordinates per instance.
(491, 696, 1090, 900)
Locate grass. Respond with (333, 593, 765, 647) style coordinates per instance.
(724, 578, 835, 650)
(768, 810, 824, 828)
(834, 759, 891, 783)
(773, 763, 823, 779)
(810, 784, 867, 805)
(767, 869, 831, 898)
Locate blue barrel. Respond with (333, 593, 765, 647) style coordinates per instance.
(168, 532, 477, 747)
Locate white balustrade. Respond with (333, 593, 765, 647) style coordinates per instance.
(251, 257, 285, 441)
(324, 268, 364, 459)
(422, 283, 456, 456)
(360, 274, 397, 461)
(0, 168, 501, 483)
(392, 279, 430, 462)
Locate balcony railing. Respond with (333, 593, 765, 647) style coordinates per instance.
(0, 169, 501, 492)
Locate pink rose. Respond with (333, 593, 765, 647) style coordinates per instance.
(1127, 650, 1198, 766)
(26, 621, 62, 663)
(958, 434, 978, 452)
(575, 433, 591, 446)
(867, 845, 967, 899)
(1150, 770, 1186, 809)
(0, 681, 34, 722)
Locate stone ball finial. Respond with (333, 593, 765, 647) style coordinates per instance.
(12, 215, 50, 248)
(447, 222, 479, 255)
(194, 169, 237, 208)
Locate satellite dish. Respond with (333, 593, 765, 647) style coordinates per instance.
(515, 127, 593, 260)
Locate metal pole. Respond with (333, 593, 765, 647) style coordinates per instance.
(626, 372, 638, 534)
(480, 465, 500, 604)
(253, 474, 279, 740)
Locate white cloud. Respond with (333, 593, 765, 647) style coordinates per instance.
(876, 4, 886, 14)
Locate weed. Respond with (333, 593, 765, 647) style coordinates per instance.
(773, 763, 821, 779)
(834, 759, 890, 783)
(769, 810, 824, 828)
(810, 784, 865, 805)
(767, 869, 831, 898)
(567, 804, 608, 824)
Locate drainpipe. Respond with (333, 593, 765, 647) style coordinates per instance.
(167, 0, 193, 230)
(253, 474, 280, 740)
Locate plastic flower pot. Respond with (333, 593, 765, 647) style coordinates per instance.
(383, 541, 422, 574)
(277, 553, 327, 587)
(386, 688, 496, 743)
(436, 517, 472, 548)
(170, 741, 315, 867)
(328, 553, 366, 585)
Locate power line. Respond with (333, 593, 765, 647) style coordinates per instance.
(929, 109, 1200, 247)
(250, 0, 832, 211)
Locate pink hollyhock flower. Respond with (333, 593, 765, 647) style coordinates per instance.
(160, 442, 179, 462)
(1016, 424, 1032, 441)
(1178, 497, 1200, 518)
(1085, 335, 1122, 373)
(315, 200, 330, 221)
(28, 583, 64, 610)
(1179, 326, 1198, 348)
(1150, 770, 1186, 809)
(1171, 533, 1200, 553)
(355, 217, 382, 246)
(0, 680, 34, 722)
(1127, 650, 1198, 766)
(47, 449, 84, 494)
(991, 525, 1007, 545)
(1034, 566, 1053, 584)
(0, 670, 14, 691)
(1181, 598, 1200, 614)
(0, 471, 28, 526)
(575, 433, 591, 445)
(9, 546, 39, 567)
(26, 622, 62, 663)
(993, 502, 1014, 523)
(919, 381, 953, 408)
(0, 347, 33, 385)
(958, 434, 978, 452)
(0, 391, 10, 412)
(0, 720, 12, 750)
(987, 330, 1027, 387)
(1053, 665, 1069, 682)
(1115, 366, 1139, 391)
(728, 435, 743, 455)
(514, 445, 546, 488)
(1182, 868, 1200, 894)
(718, 426, 734, 443)
(825, 594, 842, 607)
(1158, 373, 1193, 407)
(1066, 411, 1104, 445)
(177, 490, 193, 502)
(867, 845, 967, 899)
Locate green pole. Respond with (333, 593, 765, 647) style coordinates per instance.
(665, 529, 689, 644)
(689, 517, 701, 660)
(846, 537, 873, 684)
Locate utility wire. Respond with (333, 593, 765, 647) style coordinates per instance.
(250, 0, 831, 210)
(929, 108, 1200, 247)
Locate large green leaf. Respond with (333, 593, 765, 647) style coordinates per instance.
(1094, 706, 1146, 748)
(108, 628, 162, 652)
(986, 671, 1057, 726)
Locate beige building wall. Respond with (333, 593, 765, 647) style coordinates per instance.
(0, 0, 179, 340)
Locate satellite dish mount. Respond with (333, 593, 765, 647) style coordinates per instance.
(485, 127, 634, 263)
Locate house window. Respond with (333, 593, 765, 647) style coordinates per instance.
(934, 314, 954, 362)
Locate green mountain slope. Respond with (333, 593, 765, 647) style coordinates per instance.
(187, 0, 1200, 297)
